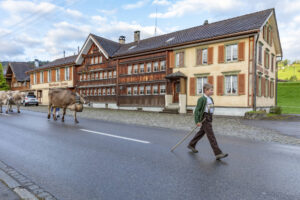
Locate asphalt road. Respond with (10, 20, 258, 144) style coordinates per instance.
(0, 110, 300, 200)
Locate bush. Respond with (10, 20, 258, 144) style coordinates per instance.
(289, 75, 298, 81)
(269, 106, 282, 115)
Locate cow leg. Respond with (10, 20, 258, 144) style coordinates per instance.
(5, 102, 9, 114)
(17, 103, 20, 113)
(0, 105, 2, 113)
(48, 105, 51, 119)
(53, 107, 57, 121)
(74, 111, 79, 123)
(10, 104, 13, 112)
(62, 108, 66, 122)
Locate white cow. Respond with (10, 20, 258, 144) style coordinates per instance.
(0, 91, 9, 113)
(6, 91, 26, 114)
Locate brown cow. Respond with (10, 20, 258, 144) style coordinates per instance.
(48, 89, 86, 123)
(0, 91, 9, 113)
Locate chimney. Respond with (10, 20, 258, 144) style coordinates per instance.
(203, 20, 209, 25)
(63, 50, 65, 58)
(134, 30, 140, 42)
(119, 36, 125, 44)
(34, 59, 39, 68)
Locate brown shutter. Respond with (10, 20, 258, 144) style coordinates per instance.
(256, 75, 259, 95)
(238, 74, 245, 95)
(169, 52, 174, 68)
(208, 76, 214, 86)
(261, 77, 265, 97)
(51, 69, 55, 82)
(208, 47, 213, 64)
(217, 75, 224, 96)
(37, 72, 40, 84)
(30, 74, 33, 85)
(238, 42, 245, 61)
(44, 71, 47, 83)
(190, 77, 196, 96)
(196, 49, 202, 65)
(60, 68, 64, 81)
(179, 52, 184, 67)
(70, 67, 73, 80)
(218, 45, 224, 63)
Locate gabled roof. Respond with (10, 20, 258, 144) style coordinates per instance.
(113, 8, 274, 57)
(27, 55, 77, 73)
(7, 62, 35, 82)
(91, 34, 120, 57)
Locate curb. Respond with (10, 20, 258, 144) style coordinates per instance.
(0, 161, 57, 200)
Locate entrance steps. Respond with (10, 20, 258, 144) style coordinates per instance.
(160, 103, 179, 114)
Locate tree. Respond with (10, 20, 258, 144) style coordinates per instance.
(0, 63, 9, 91)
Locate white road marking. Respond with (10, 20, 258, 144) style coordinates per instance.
(80, 129, 151, 144)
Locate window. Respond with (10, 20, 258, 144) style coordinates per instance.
(146, 85, 151, 95)
(196, 77, 208, 95)
(140, 64, 145, 73)
(175, 52, 184, 67)
(48, 70, 51, 82)
(33, 73, 37, 84)
(98, 89, 102, 96)
(94, 88, 97, 96)
(270, 81, 274, 98)
(133, 86, 138, 95)
(95, 72, 99, 79)
(134, 64, 138, 74)
(80, 74, 82, 81)
(153, 85, 158, 94)
(225, 75, 238, 95)
(83, 74, 86, 80)
(109, 71, 112, 78)
(175, 53, 180, 67)
(87, 73, 90, 80)
(40, 71, 44, 83)
(100, 72, 103, 79)
(147, 63, 152, 73)
(65, 67, 70, 81)
(153, 62, 159, 72)
(160, 84, 166, 94)
(91, 73, 94, 80)
(91, 57, 94, 65)
(103, 88, 106, 96)
(56, 69, 60, 81)
(128, 65, 132, 74)
(104, 72, 107, 79)
(271, 55, 274, 72)
(265, 51, 270, 69)
(99, 56, 103, 63)
(265, 79, 269, 97)
(139, 86, 144, 95)
(127, 87, 132, 95)
(258, 76, 262, 97)
(112, 88, 115, 95)
(226, 44, 238, 62)
(107, 88, 110, 95)
(113, 70, 117, 78)
(258, 43, 263, 65)
(202, 49, 208, 64)
(160, 61, 166, 71)
(95, 56, 98, 64)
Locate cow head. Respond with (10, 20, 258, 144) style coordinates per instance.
(75, 92, 88, 105)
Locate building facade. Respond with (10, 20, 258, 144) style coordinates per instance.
(27, 55, 77, 104)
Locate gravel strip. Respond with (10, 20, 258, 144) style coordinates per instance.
(20, 105, 300, 146)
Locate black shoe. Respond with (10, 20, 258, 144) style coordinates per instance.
(216, 153, 228, 160)
(187, 145, 198, 153)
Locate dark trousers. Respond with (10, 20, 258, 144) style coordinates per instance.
(189, 113, 222, 155)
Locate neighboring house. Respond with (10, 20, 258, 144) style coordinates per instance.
(27, 55, 77, 104)
(5, 62, 35, 91)
(75, 8, 282, 116)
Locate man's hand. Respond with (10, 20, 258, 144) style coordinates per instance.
(196, 122, 202, 127)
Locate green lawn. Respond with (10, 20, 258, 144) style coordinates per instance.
(278, 64, 300, 81)
(277, 82, 300, 114)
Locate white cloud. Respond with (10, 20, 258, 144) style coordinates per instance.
(149, 0, 243, 18)
(152, 0, 171, 6)
(92, 15, 107, 24)
(97, 8, 118, 15)
(66, 9, 83, 18)
(123, 0, 149, 10)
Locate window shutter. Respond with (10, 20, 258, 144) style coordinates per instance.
(169, 52, 174, 68)
(238, 74, 245, 95)
(269, 80, 271, 97)
(264, 50, 266, 68)
(190, 77, 196, 96)
(196, 49, 202, 65)
(208, 76, 214, 86)
(238, 42, 245, 61)
(179, 52, 184, 67)
(256, 75, 259, 95)
(44, 71, 47, 83)
(218, 45, 224, 63)
(60, 68, 64, 81)
(217, 75, 224, 96)
(261, 77, 265, 97)
(70, 67, 73, 80)
(208, 47, 213, 64)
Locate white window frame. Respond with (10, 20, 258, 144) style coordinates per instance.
(139, 86, 144, 95)
(56, 68, 60, 82)
(146, 85, 151, 95)
(100, 72, 103, 79)
(95, 56, 98, 64)
(225, 44, 238, 62)
(225, 75, 238, 95)
(147, 63, 152, 73)
(134, 64, 138, 74)
(160, 84, 166, 94)
(33, 73, 37, 84)
(133, 86, 138, 95)
(99, 56, 103, 63)
(113, 70, 117, 78)
(128, 65, 132, 75)
(153, 85, 158, 94)
(109, 71, 112, 79)
(112, 88, 115, 95)
(40, 71, 44, 84)
(202, 49, 208, 64)
(48, 70, 51, 82)
(65, 67, 70, 81)
(107, 88, 110, 95)
(127, 87, 132, 95)
(160, 61, 166, 71)
(140, 64, 145, 73)
(104, 72, 107, 79)
(153, 62, 159, 72)
(175, 53, 180, 67)
(196, 77, 208, 95)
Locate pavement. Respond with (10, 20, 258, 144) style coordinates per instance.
(1, 110, 300, 200)
(0, 181, 20, 200)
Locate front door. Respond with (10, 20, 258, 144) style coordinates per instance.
(173, 80, 180, 103)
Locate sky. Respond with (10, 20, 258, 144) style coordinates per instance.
(0, 0, 299, 62)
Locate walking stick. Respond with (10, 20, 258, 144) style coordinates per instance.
(170, 126, 198, 152)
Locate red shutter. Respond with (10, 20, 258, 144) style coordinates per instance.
(217, 75, 224, 96)
(196, 49, 202, 65)
(207, 47, 213, 64)
(169, 52, 174, 68)
(179, 52, 184, 67)
(208, 76, 214, 86)
(256, 75, 259, 95)
(261, 77, 265, 97)
(190, 77, 196, 96)
(238, 73, 245, 95)
(218, 45, 224, 63)
(264, 50, 266, 68)
(238, 42, 245, 61)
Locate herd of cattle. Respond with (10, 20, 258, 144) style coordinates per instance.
(0, 89, 87, 123)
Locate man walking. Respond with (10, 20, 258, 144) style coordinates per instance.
(187, 83, 228, 160)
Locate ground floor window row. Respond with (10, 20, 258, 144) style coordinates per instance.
(79, 70, 117, 81)
(79, 87, 116, 96)
(123, 84, 166, 96)
(257, 75, 275, 98)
